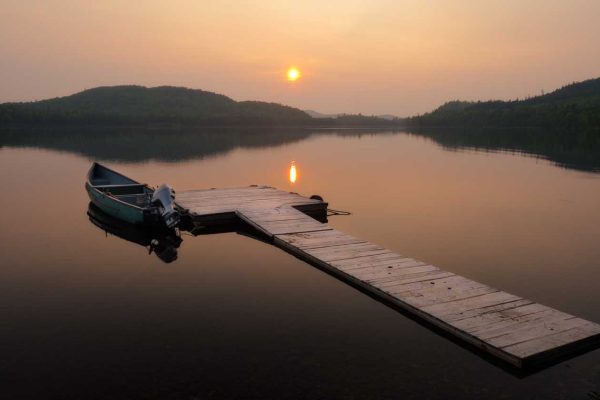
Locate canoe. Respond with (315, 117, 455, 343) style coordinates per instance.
(85, 162, 180, 228)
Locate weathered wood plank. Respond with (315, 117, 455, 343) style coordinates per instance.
(370, 265, 448, 282)
(450, 303, 550, 333)
(376, 270, 456, 288)
(305, 244, 389, 262)
(486, 316, 587, 348)
(462, 305, 562, 335)
(254, 217, 324, 227)
(330, 252, 409, 268)
(267, 226, 334, 235)
(502, 321, 600, 358)
(297, 237, 368, 250)
(423, 292, 525, 319)
(275, 231, 366, 250)
(379, 274, 484, 294)
(401, 286, 500, 309)
(348, 262, 435, 281)
(304, 242, 384, 255)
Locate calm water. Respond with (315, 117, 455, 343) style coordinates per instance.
(1, 129, 600, 399)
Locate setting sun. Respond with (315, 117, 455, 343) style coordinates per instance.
(287, 68, 300, 82)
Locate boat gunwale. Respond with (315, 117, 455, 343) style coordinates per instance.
(86, 162, 150, 212)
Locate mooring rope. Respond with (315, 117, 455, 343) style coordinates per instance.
(327, 208, 352, 216)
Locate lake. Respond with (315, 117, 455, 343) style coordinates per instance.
(1, 128, 600, 399)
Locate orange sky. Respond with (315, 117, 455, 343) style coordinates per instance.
(1, 0, 599, 115)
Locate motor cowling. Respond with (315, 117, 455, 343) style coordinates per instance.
(151, 184, 180, 228)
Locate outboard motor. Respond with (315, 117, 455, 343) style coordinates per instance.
(151, 184, 180, 228)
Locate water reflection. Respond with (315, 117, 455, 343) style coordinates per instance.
(2, 131, 600, 399)
(0, 126, 314, 162)
(289, 161, 297, 184)
(87, 203, 182, 263)
(407, 126, 600, 172)
(2, 125, 600, 172)
(87, 201, 279, 263)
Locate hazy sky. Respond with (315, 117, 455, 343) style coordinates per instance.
(2, 0, 599, 115)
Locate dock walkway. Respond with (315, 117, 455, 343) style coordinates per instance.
(176, 186, 600, 368)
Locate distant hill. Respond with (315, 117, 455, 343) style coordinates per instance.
(376, 114, 399, 121)
(305, 109, 399, 121)
(0, 86, 405, 127)
(407, 78, 600, 130)
(326, 114, 403, 127)
(304, 109, 340, 118)
(0, 86, 311, 126)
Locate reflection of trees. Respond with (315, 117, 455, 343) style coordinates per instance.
(0, 127, 314, 162)
(1, 125, 599, 172)
(407, 126, 600, 172)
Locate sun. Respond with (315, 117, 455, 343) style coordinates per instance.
(287, 67, 301, 81)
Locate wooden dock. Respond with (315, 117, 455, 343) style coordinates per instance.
(176, 185, 600, 368)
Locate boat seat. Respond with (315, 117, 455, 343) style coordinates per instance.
(113, 193, 151, 206)
(99, 184, 149, 196)
(95, 183, 147, 188)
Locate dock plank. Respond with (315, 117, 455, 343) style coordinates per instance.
(502, 322, 600, 359)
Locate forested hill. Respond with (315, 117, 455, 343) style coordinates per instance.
(0, 86, 312, 125)
(406, 77, 600, 130)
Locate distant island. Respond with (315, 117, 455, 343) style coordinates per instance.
(406, 77, 600, 131)
(0, 85, 400, 128)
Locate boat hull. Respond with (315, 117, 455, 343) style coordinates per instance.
(85, 182, 147, 225)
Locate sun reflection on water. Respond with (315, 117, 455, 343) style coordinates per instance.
(289, 161, 297, 184)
